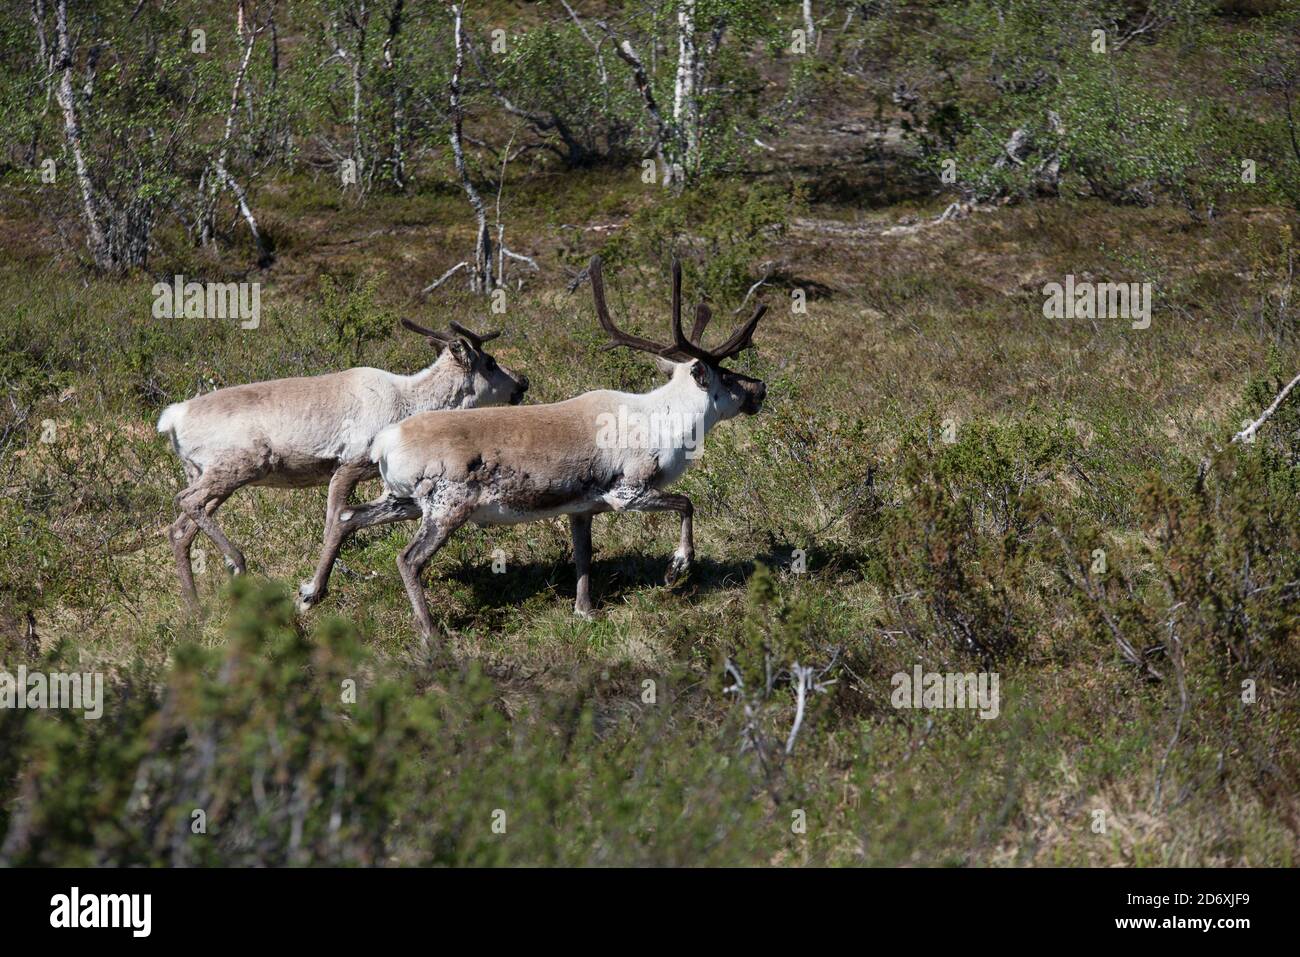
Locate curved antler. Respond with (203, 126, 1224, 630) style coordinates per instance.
(401, 318, 501, 349)
(667, 261, 718, 364)
(590, 257, 680, 356)
(690, 303, 712, 345)
(449, 320, 501, 348)
(708, 302, 767, 362)
(588, 255, 768, 365)
(400, 318, 452, 342)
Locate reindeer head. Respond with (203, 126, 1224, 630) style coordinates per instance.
(589, 256, 768, 419)
(400, 318, 529, 406)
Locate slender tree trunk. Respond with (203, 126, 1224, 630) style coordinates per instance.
(31, 0, 47, 72)
(350, 1, 370, 191)
(201, 14, 271, 264)
(673, 0, 699, 181)
(53, 0, 112, 269)
(596, 18, 672, 185)
(215, 158, 271, 265)
(450, 2, 491, 292)
(559, 0, 607, 89)
(27, 0, 52, 166)
(383, 0, 406, 190)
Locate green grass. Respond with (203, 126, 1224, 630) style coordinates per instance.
(3, 106, 1300, 866)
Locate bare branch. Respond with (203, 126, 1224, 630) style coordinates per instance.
(1233, 369, 1300, 446)
(501, 247, 539, 271)
(420, 261, 470, 295)
(733, 262, 775, 315)
(785, 663, 813, 754)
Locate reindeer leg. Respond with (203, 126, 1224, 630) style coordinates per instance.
(570, 513, 594, 618)
(166, 462, 205, 609)
(178, 469, 253, 576)
(666, 499, 695, 586)
(298, 491, 422, 611)
(167, 514, 202, 609)
(606, 486, 695, 586)
(396, 500, 471, 641)
(298, 460, 378, 609)
(167, 492, 234, 611)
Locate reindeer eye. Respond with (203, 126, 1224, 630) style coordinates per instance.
(483, 357, 497, 372)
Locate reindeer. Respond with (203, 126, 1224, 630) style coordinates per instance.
(306, 257, 768, 637)
(157, 321, 528, 610)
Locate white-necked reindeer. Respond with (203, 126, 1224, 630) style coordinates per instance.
(307, 257, 768, 637)
(158, 320, 528, 609)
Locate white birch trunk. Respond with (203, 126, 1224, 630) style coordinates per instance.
(203, 17, 269, 264)
(350, 2, 369, 191)
(450, 3, 492, 293)
(672, 0, 698, 183)
(53, 0, 110, 268)
(383, 0, 406, 190)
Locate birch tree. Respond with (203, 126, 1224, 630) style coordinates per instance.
(46, 0, 208, 272)
(315, 0, 417, 193)
(52, 0, 114, 269)
(425, 4, 538, 297)
(380, 0, 407, 189)
(448, 1, 492, 293)
(322, 0, 372, 191)
(200, 1, 275, 266)
(473, 19, 636, 168)
(582, 0, 775, 188)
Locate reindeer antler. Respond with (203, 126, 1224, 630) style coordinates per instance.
(590, 256, 683, 356)
(666, 260, 717, 364)
(588, 256, 767, 365)
(690, 303, 712, 345)
(449, 321, 501, 348)
(707, 301, 768, 361)
(400, 318, 452, 342)
(400, 318, 501, 349)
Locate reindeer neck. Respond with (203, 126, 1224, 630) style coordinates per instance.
(400, 357, 469, 412)
(622, 373, 719, 446)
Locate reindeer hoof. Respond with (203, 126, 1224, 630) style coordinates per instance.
(296, 581, 320, 612)
(665, 552, 692, 586)
(574, 604, 595, 620)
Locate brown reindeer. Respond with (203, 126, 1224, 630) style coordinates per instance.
(157, 321, 528, 610)
(306, 257, 769, 637)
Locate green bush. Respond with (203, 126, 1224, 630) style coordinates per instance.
(0, 576, 840, 865)
(600, 181, 802, 301)
(319, 273, 396, 366)
(492, 23, 641, 167)
(869, 414, 1076, 663)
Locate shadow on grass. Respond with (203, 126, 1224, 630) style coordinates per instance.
(441, 541, 861, 611)
(443, 553, 759, 611)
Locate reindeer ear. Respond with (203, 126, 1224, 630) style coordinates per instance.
(653, 355, 677, 376)
(689, 360, 711, 390)
(448, 339, 474, 366)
